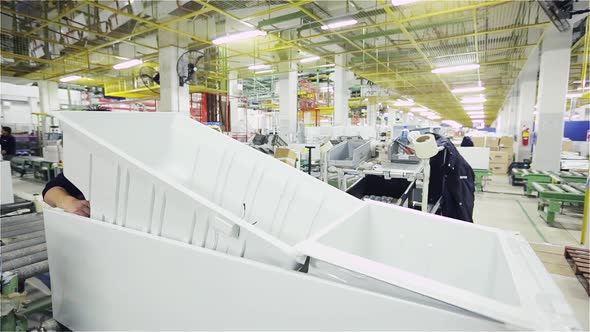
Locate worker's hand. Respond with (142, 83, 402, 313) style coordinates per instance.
(61, 196, 90, 217)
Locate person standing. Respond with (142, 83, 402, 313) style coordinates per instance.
(1, 126, 16, 160)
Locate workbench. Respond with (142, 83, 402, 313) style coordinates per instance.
(533, 182, 586, 224)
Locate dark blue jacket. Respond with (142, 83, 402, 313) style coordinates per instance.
(428, 134, 475, 222)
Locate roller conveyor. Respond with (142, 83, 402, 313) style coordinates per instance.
(534, 183, 586, 224)
(1, 213, 49, 280)
(512, 168, 587, 195)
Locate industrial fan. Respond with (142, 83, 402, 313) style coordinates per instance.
(139, 66, 160, 94)
(176, 49, 205, 87)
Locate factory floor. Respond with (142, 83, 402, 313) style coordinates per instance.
(9, 175, 590, 330)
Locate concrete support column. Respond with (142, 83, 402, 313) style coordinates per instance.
(38, 81, 59, 114)
(532, 26, 572, 171)
(515, 47, 539, 162)
(228, 71, 244, 133)
(367, 103, 377, 127)
(334, 55, 354, 127)
(278, 68, 298, 137)
(158, 46, 190, 116)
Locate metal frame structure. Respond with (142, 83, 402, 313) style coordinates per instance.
(1, 0, 586, 124)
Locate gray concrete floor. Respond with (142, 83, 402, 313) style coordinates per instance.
(475, 175, 584, 246)
(476, 175, 588, 330)
(9, 175, 590, 330)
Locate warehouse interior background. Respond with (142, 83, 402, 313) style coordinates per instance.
(0, 0, 589, 331)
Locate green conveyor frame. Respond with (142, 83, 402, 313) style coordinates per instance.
(473, 169, 492, 192)
(533, 182, 586, 224)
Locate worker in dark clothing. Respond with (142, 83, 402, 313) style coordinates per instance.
(43, 173, 89, 217)
(460, 136, 474, 147)
(1, 126, 17, 160)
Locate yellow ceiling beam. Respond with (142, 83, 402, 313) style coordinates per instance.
(239, 0, 316, 22)
(289, 0, 415, 89)
(211, 22, 547, 68)
(580, 15, 589, 89)
(25, 2, 88, 37)
(257, 0, 511, 47)
(1, 7, 157, 51)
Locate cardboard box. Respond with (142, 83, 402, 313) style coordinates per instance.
(562, 139, 573, 152)
(490, 163, 509, 174)
(500, 146, 513, 157)
(489, 151, 510, 164)
(274, 147, 297, 167)
(484, 137, 499, 148)
(472, 137, 485, 147)
(498, 136, 513, 148)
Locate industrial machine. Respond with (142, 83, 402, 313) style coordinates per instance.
(40, 111, 580, 331)
(248, 133, 288, 154)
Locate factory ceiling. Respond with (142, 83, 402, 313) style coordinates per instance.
(0, 0, 587, 125)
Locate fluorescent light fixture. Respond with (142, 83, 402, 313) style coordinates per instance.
(410, 107, 428, 112)
(432, 64, 480, 74)
(113, 59, 143, 70)
(59, 75, 82, 82)
(318, 64, 335, 68)
(461, 96, 486, 104)
(419, 111, 434, 116)
(577, 86, 589, 91)
(254, 70, 274, 74)
(442, 120, 462, 128)
(248, 64, 270, 70)
(212, 30, 267, 45)
(321, 19, 358, 30)
(393, 99, 414, 107)
(463, 105, 484, 111)
(300, 56, 320, 63)
(470, 115, 485, 119)
(566, 93, 583, 98)
(452, 86, 485, 93)
(427, 115, 441, 120)
(391, 0, 422, 5)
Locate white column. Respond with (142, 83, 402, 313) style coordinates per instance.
(278, 68, 298, 136)
(532, 26, 572, 171)
(515, 47, 539, 162)
(38, 81, 59, 113)
(228, 71, 244, 133)
(367, 103, 377, 127)
(159, 46, 190, 116)
(334, 54, 353, 127)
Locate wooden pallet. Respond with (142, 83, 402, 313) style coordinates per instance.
(564, 246, 590, 296)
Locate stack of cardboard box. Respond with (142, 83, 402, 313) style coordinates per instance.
(489, 150, 512, 174)
(498, 136, 514, 158)
(472, 136, 499, 150)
